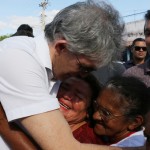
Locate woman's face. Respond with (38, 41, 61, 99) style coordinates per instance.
(57, 77, 92, 124)
(93, 88, 131, 140)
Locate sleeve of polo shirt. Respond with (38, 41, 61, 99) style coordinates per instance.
(0, 48, 60, 122)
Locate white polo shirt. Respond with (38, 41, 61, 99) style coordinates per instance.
(111, 130, 146, 147)
(0, 34, 60, 149)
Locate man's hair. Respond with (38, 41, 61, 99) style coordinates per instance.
(144, 10, 150, 34)
(44, 0, 124, 68)
(17, 24, 33, 33)
(12, 24, 34, 37)
(131, 38, 145, 48)
(145, 10, 150, 20)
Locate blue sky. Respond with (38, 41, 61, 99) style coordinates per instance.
(0, 0, 150, 36)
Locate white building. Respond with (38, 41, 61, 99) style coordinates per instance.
(123, 19, 145, 46)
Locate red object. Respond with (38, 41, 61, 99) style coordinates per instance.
(73, 123, 104, 144)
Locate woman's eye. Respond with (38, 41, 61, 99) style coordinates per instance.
(76, 94, 84, 100)
(103, 110, 111, 116)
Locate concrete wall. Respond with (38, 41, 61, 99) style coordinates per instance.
(123, 19, 145, 46)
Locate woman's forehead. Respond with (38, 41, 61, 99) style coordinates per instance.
(98, 88, 128, 108)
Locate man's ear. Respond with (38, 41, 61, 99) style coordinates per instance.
(128, 115, 144, 131)
(54, 40, 68, 55)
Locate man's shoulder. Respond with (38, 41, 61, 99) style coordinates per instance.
(123, 60, 135, 69)
(123, 64, 144, 76)
(124, 60, 133, 65)
(0, 36, 35, 53)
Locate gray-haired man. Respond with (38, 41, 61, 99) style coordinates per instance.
(0, 0, 124, 149)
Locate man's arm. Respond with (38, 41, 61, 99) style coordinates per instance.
(0, 104, 41, 150)
(20, 109, 122, 150)
(0, 104, 144, 150)
(122, 147, 145, 150)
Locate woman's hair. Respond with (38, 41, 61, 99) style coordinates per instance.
(44, 0, 124, 68)
(82, 73, 102, 123)
(105, 76, 149, 119)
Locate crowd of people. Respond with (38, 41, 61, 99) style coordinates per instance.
(0, 0, 150, 150)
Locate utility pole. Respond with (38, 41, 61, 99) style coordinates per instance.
(39, 0, 49, 30)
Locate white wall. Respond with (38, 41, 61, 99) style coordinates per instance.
(123, 19, 145, 45)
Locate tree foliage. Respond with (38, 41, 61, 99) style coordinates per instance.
(0, 35, 11, 41)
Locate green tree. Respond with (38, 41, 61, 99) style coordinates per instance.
(0, 35, 11, 41)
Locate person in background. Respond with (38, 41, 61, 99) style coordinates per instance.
(92, 61, 126, 85)
(123, 38, 147, 69)
(145, 10, 150, 52)
(11, 24, 34, 37)
(122, 46, 132, 62)
(0, 0, 124, 149)
(93, 76, 149, 147)
(123, 10, 150, 87)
